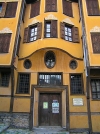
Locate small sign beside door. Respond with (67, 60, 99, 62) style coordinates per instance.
(73, 98, 83, 106)
(43, 102, 48, 109)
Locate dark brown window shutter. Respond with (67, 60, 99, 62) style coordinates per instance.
(0, 34, 3, 52)
(91, 33, 100, 53)
(60, 22, 65, 39)
(86, 0, 100, 15)
(23, 27, 29, 43)
(5, 2, 18, 18)
(63, 0, 73, 17)
(17, 35, 21, 56)
(45, 0, 51, 12)
(0, 3, 7, 17)
(51, 20, 57, 38)
(72, 27, 79, 43)
(37, 22, 42, 39)
(30, 1, 40, 18)
(51, 0, 57, 12)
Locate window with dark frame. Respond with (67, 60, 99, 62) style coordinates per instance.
(45, 0, 57, 12)
(44, 20, 57, 38)
(86, 0, 100, 16)
(0, 33, 11, 53)
(62, 0, 73, 17)
(0, 72, 10, 87)
(91, 79, 100, 99)
(0, 3, 2, 13)
(17, 73, 30, 94)
(23, 23, 42, 43)
(39, 73, 62, 86)
(70, 74, 83, 94)
(30, 1, 40, 18)
(60, 22, 79, 43)
(91, 33, 100, 53)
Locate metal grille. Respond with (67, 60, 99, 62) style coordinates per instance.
(24, 59, 32, 69)
(70, 74, 83, 94)
(39, 73, 62, 86)
(17, 73, 30, 94)
(69, 60, 77, 70)
(1, 72, 10, 87)
(91, 79, 100, 99)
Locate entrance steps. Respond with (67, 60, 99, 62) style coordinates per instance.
(33, 126, 69, 134)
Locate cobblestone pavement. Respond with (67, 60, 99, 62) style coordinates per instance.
(0, 123, 89, 134)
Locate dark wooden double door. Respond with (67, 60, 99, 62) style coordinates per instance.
(39, 93, 61, 126)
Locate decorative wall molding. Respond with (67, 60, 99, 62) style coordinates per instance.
(45, 14, 57, 20)
(62, 18, 74, 25)
(0, 27, 12, 33)
(90, 26, 100, 32)
(29, 19, 40, 25)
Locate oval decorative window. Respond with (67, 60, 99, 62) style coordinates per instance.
(45, 51, 56, 68)
(24, 59, 32, 69)
(69, 60, 77, 70)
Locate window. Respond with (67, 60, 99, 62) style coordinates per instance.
(44, 20, 57, 38)
(45, 0, 57, 12)
(62, 0, 73, 17)
(70, 74, 83, 94)
(30, 1, 40, 18)
(0, 34, 11, 53)
(17, 73, 30, 94)
(0, 72, 10, 87)
(91, 79, 100, 99)
(60, 22, 79, 43)
(38, 73, 62, 86)
(69, 60, 77, 70)
(0, 4, 2, 13)
(45, 51, 56, 68)
(91, 33, 100, 53)
(24, 59, 32, 69)
(86, 0, 100, 16)
(23, 23, 42, 43)
(0, 2, 18, 18)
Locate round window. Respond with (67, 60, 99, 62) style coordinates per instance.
(69, 60, 77, 70)
(24, 59, 32, 69)
(44, 51, 56, 68)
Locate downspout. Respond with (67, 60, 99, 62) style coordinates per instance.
(78, 0, 92, 133)
(10, 0, 26, 113)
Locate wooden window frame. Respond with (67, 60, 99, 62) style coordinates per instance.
(38, 72, 63, 86)
(44, 20, 58, 38)
(91, 33, 100, 54)
(60, 22, 80, 43)
(90, 78, 100, 100)
(0, 71, 10, 87)
(45, 0, 57, 12)
(16, 73, 30, 94)
(70, 73, 84, 95)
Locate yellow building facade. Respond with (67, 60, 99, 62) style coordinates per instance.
(0, 0, 100, 133)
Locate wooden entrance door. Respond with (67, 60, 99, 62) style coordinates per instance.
(39, 93, 61, 126)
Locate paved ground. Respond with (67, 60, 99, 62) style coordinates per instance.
(0, 123, 89, 134)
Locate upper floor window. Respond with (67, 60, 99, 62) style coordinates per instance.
(0, 71, 10, 87)
(86, 0, 100, 16)
(60, 22, 79, 43)
(23, 23, 42, 43)
(45, 0, 57, 12)
(17, 73, 30, 94)
(70, 74, 84, 94)
(0, 33, 11, 53)
(0, 4, 2, 13)
(44, 20, 57, 38)
(91, 33, 100, 53)
(38, 73, 62, 86)
(62, 0, 73, 17)
(91, 79, 100, 99)
(0, 2, 18, 18)
(30, 1, 40, 18)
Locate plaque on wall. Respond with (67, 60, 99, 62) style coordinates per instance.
(73, 98, 83, 106)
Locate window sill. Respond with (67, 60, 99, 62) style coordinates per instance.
(91, 98, 100, 101)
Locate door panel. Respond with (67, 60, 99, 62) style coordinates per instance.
(39, 93, 61, 126)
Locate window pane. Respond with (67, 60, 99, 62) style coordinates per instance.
(68, 32, 72, 36)
(46, 29, 50, 32)
(69, 37, 72, 41)
(46, 24, 50, 28)
(65, 36, 68, 40)
(31, 29, 34, 32)
(65, 27, 67, 31)
(31, 33, 34, 37)
(46, 33, 50, 37)
(65, 31, 68, 35)
(30, 38, 33, 41)
(68, 28, 71, 32)
(35, 27, 37, 31)
(0, 4, 2, 12)
(34, 36, 37, 40)
(35, 32, 37, 35)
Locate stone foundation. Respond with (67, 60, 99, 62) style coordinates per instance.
(0, 113, 29, 128)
